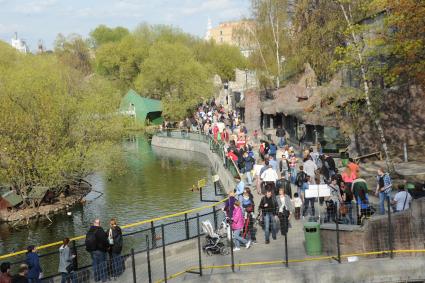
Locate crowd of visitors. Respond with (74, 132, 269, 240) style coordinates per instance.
(1, 100, 415, 280)
(0, 218, 123, 283)
(177, 100, 413, 250)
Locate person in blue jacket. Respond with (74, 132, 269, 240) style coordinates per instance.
(26, 245, 42, 283)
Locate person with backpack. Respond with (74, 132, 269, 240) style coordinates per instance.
(259, 190, 278, 244)
(268, 142, 277, 159)
(58, 238, 77, 283)
(243, 152, 255, 186)
(108, 219, 124, 278)
(85, 219, 109, 282)
(296, 166, 308, 202)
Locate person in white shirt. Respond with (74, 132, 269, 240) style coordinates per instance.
(253, 162, 265, 195)
(392, 184, 412, 212)
(261, 165, 279, 194)
(292, 193, 303, 220)
(303, 158, 317, 184)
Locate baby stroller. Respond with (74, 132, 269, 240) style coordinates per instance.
(201, 220, 229, 256)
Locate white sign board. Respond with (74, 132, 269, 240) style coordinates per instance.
(305, 184, 331, 198)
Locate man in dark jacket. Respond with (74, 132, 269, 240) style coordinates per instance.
(276, 126, 286, 148)
(259, 190, 278, 244)
(85, 219, 109, 282)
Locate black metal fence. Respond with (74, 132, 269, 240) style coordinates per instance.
(39, 196, 425, 283)
(5, 130, 425, 283)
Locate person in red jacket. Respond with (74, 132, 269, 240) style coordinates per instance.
(227, 149, 239, 162)
(212, 124, 219, 142)
(231, 201, 251, 251)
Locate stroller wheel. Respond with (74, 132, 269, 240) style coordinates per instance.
(220, 246, 229, 256)
(206, 249, 213, 256)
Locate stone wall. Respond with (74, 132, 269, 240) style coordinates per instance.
(244, 89, 261, 134)
(321, 197, 425, 255)
(352, 85, 425, 160)
(151, 135, 237, 192)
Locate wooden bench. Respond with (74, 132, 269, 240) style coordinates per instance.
(353, 151, 382, 163)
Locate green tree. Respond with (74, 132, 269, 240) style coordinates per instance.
(54, 33, 92, 75)
(0, 45, 124, 206)
(134, 42, 214, 120)
(90, 25, 130, 47)
(371, 0, 425, 87)
(243, 0, 291, 88)
(95, 35, 149, 89)
(333, 0, 395, 172)
(292, 0, 347, 84)
(193, 41, 247, 81)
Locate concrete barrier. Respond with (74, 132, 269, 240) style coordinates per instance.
(151, 135, 237, 193)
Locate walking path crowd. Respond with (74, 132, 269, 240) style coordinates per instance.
(0, 101, 415, 283)
(164, 100, 414, 252)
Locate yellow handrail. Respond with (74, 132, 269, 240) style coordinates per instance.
(1, 130, 233, 260)
(156, 249, 425, 283)
(0, 197, 228, 260)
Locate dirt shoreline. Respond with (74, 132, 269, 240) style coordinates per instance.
(0, 188, 90, 224)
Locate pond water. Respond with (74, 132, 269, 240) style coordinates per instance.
(0, 136, 220, 275)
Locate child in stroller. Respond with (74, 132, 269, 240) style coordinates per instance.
(201, 217, 230, 256)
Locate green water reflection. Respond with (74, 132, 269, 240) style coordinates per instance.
(0, 136, 217, 275)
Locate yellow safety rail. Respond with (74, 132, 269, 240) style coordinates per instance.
(0, 197, 228, 261)
(156, 249, 425, 283)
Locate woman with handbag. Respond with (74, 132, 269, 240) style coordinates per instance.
(326, 176, 343, 223)
(276, 188, 293, 235)
(58, 238, 77, 283)
(108, 218, 124, 278)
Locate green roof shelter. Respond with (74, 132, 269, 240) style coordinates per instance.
(120, 89, 163, 125)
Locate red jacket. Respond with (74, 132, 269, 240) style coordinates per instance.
(227, 151, 238, 161)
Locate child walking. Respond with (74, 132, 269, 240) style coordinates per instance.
(292, 193, 302, 220)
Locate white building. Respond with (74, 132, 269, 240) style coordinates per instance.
(11, 33, 30, 54)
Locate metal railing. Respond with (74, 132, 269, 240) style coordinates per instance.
(5, 129, 425, 283)
(155, 129, 242, 179)
(44, 196, 425, 283)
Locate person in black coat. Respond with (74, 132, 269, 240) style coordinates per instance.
(107, 219, 124, 278)
(258, 190, 278, 244)
(85, 219, 109, 282)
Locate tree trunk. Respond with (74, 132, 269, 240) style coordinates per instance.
(268, 0, 281, 88)
(339, 2, 395, 173)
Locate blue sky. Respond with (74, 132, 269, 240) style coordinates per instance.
(0, 0, 250, 50)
